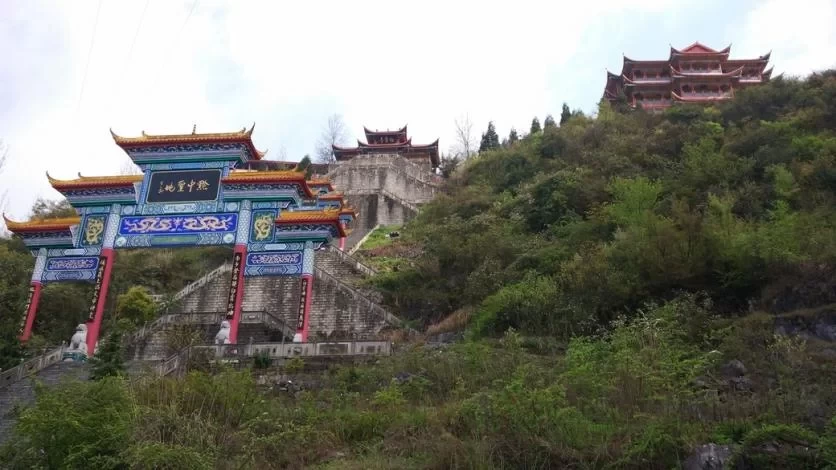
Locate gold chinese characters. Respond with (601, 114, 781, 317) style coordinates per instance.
(158, 179, 211, 194)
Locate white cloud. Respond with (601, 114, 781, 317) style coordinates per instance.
(735, 0, 836, 76)
(1, 0, 834, 221)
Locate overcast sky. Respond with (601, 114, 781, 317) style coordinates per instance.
(1, 0, 835, 223)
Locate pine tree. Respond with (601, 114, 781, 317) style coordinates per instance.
(479, 121, 500, 152)
(560, 103, 572, 126)
(89, 330, 125, 380)
(508, 128, 519, 145)
(544, 114, 557, 130)
(530, 117, 541, 134)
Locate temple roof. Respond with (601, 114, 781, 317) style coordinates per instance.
(307, 178, 335, 191)
(318, 192, 345, 201)
(671, 42, 730, 55)
(363, 125, 407, 138)
(225, 169, 305, 181)
(277, 209, 341, 222)
(111, 124, 266, 161)
(223, 170, 313, 197)
(671, 65, 744, 79)
(46, 172, 143, 189)
(277, 209, 347, 237)
(358, 138, 412, 148)
(3, 215, 80, 232)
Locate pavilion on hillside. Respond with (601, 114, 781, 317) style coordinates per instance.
(603, 42, 774, 110)
(332, 125, 439, 169)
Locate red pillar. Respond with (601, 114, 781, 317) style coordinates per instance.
(86, 248, 115, 355)
(19, 282, 43, 342)
(226, 245, 246, 344)
(339, 222, 346, 251)
(295, 273, 314, 342)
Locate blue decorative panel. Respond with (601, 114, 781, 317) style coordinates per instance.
(116, 232, 235, 248)
(80, 215, 107, 246)
(118, 213, 238, 235)
(42, 270, 97, 282)
(275, 223, 340, 240)
(250, 210, 276, 243)
(140, 201, 221, 215)
(46, 257, 99, 271)
(47, 247, 102, 257)
(244, 251, 303, 276)
(247, 242, 306, 252)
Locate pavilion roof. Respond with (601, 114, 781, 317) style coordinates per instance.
(307, 178, 335, 191)
(671, 65, 744, 79)
(46, 172, 143, 189)
(3, 215, 80, 232)
(363, 125, 407, 139)
(223, 169, 313, 197)
(111, 124, 266, 161)
(277, 209, 347, 237)
(669, 42, 731, 60)
(358, 138, 412, 148)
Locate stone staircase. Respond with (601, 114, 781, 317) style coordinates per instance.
(326, 155, 440, 251)
(0, 361, 90, 443)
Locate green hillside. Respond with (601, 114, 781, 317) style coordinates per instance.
(1, 72, 835, 468)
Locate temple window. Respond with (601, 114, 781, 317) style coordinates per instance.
(634, 70, 644, 79)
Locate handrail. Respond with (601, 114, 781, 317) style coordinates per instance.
(324, 245, 377, 276)
(327, 154, 442, 189)
(348, 224, 380, 255)
(133, 264, 232, 343)
(193, 340, 393, 360)
(0, 345, 66, 390)
(312, 266, 407, 330)
(379, 188, 422, 213)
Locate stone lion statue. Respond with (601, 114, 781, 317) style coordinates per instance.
(68, 323, 88, 354)
(214, 320, 231, 345)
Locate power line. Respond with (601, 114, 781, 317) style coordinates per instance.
(111, 0, 150, 103)
(75, 0, 104, 117)
(147, 0, 199, 94)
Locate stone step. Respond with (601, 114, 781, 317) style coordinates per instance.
(0, 361, 91, 443)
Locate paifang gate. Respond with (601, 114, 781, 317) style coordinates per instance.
(4, 125, 357, 356)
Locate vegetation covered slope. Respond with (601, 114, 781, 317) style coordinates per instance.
(372, 72, 836, 338)
(0, 72, 834, 469)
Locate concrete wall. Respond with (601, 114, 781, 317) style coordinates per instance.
(328, 154, 440, 204)
(328, 155, 439, 251)
(171, 250, 390, 342)
(343, 193, 417, 249)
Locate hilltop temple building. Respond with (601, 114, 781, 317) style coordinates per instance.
(333, 125, 439, 170)
(603, 42, 774, 110)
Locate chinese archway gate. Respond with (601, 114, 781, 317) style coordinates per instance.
(5, 126, 356, 355)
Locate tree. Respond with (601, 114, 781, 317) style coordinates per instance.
(508, 128, 519, 146)
(560, 103, 572, 126)
(530, 117, 541, 134)
(453, 114, 477, 159)
(115, 286, 156, 326)
(314, 114, 349, 163)
(89, 330, 126, 380)
(439, 155, 461, 178)
(30, 198, 75, 219)
(544, 114, 557, 130)
(479, 121, 501, 153)
(295, 154, 314, 179)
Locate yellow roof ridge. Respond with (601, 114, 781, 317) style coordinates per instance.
(3, 214, 81, 231)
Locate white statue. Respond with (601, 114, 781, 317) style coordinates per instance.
(214, 320, 231, 345)
(68, 323, 88, 354)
